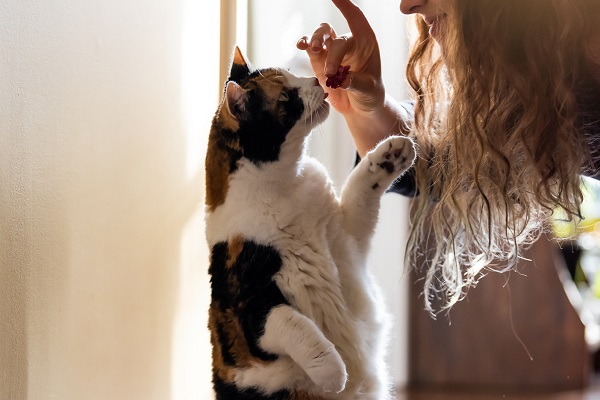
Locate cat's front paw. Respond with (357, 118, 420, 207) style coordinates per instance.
(367, 135, 416, 189)
(305, 347, 347, 394)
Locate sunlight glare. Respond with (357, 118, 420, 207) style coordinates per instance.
(173, 0, 219, 399)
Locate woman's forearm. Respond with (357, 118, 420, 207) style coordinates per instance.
(343, 94, 412, 157)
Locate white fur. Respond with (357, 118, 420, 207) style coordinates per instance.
(206, 70, 416, 400)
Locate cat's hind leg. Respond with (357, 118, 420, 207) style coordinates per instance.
(242, 305, 347, 394)
(340, 135, 416, 245)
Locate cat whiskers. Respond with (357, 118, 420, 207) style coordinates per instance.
(309, 101, 327, 139)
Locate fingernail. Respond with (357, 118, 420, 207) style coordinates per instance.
(311, 40, 321, 50)
(297, 37, 309, 49)
(325, 63, 336, 76)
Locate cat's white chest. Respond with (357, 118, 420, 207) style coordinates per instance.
(205, 157, 344, 319)
(205, 157, 338, 246)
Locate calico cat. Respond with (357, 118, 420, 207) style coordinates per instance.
(205, 47, 416, 400)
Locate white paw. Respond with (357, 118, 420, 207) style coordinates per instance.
(304, 347, 347, 394)
(367, 135, 416, 188)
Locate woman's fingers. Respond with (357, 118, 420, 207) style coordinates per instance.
(331, 0, 376, 39)
(325, 36, 352, 76)
(296, 36, 309, 51)
(298, 22, 338, 64)
(297, 35, 329, 85)
(308, 23, 336, 52)
(297, 36, 326, 74)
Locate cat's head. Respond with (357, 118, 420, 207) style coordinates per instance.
(206, 47, 329, 211)
(213, 46, 329, 165)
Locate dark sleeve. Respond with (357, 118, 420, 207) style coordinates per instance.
(386, 100, 419, 197)
(387, 166, 419, 196)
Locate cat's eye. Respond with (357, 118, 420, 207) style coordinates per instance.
(279, 91, 289, 102)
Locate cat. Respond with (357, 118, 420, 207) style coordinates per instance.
(205, 46, 416, 400)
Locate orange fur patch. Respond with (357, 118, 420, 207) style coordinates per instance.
(209, 303, 254, 379)
(205, 137, 231, 212)
(227, 235, 245, 268)
(233, 46, 247, 67)
(204, 117, 242, 212)
(253, 71, 285, 100)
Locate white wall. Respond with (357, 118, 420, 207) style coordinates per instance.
(0, 0, 217, 399)
(248, 0, 413, 388)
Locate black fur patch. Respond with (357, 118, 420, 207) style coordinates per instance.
(209, 239, 289, 363)
(229, 62, 251, 84)
(220, 67, 306, 166)
(379, 161, 395, 174)
(237, 87, 304, 164)
(213, 373, 291, 400)
(215, 321, 236, 366)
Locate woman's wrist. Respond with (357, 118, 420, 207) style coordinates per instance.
(344, 94, 411, 157)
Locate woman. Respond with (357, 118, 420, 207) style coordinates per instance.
(297, 0, 600, 311)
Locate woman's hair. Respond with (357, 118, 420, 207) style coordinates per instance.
(406, 0, 598, 313)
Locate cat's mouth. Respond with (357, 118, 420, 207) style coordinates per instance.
(303, 88, 330, 125)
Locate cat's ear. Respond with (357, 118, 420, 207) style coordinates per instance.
(228, 46, 253, 82)
(224, 80, 247, 121)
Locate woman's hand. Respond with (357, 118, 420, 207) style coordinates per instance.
(297, 0, 385, 118)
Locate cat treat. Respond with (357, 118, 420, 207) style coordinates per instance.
(326, 65, 350, 89)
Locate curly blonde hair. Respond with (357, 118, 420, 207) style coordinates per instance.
(406, 0, 599, 313)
